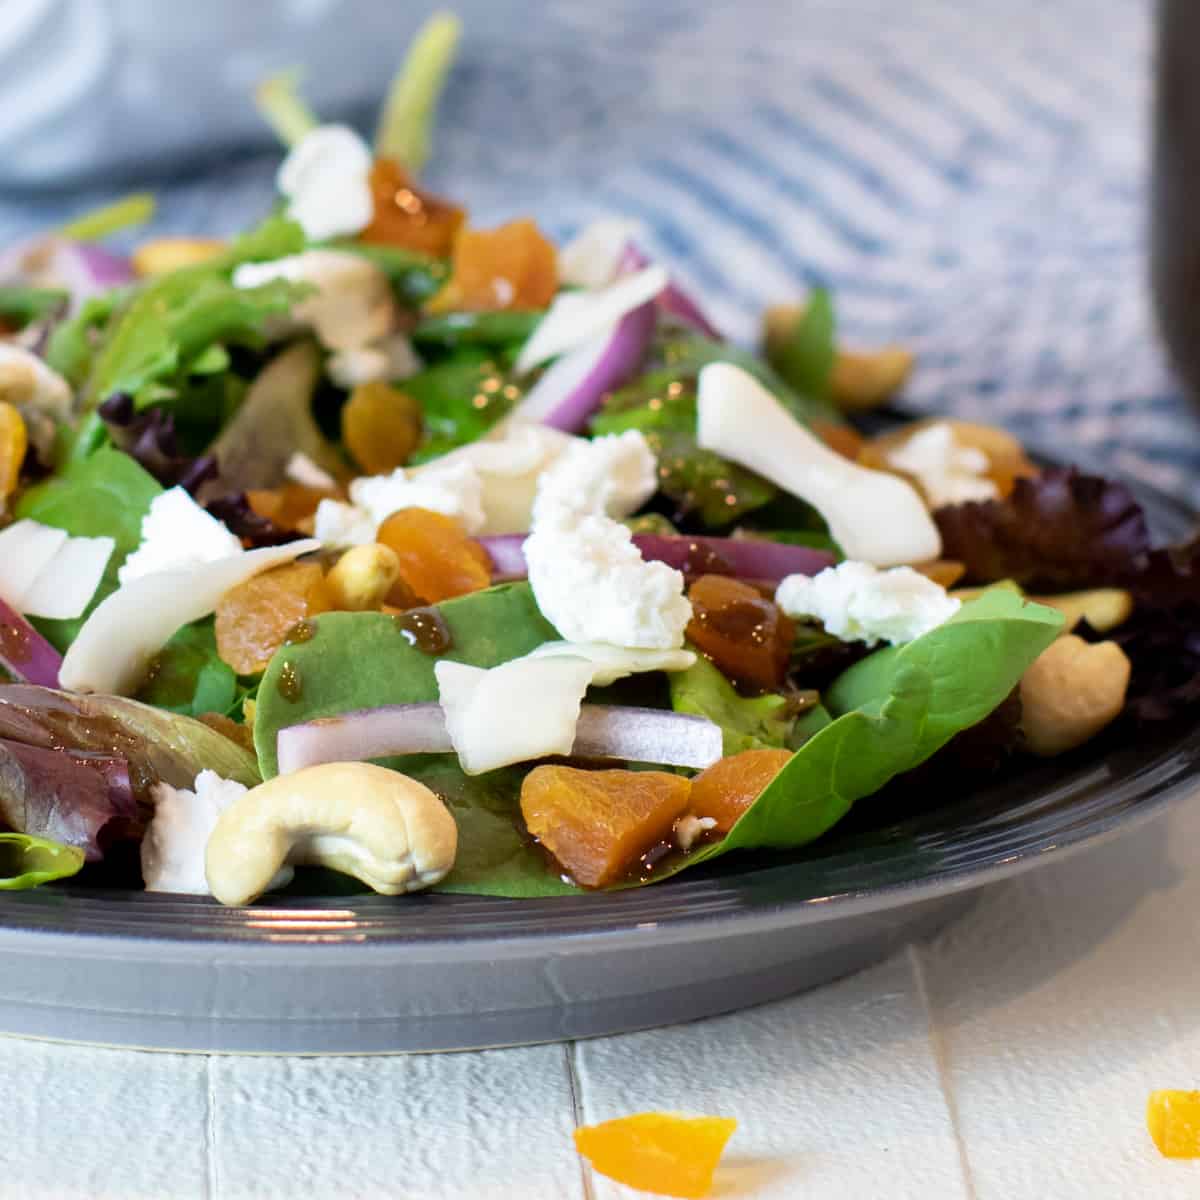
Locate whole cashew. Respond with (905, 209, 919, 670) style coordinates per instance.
(1019, 635, 1131, 757)
(205, 762, 458, 906)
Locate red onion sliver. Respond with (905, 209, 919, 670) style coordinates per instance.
(509, 296, 656, 433)
(277, 702, 723, 774)
(571, 706, 722, 768)
(621, 244, 722, 340)
(0, 237, 133, 306)
(478, 532, 834, 586)
(630, 534, 835, 583)
(0, 596, 63, 688)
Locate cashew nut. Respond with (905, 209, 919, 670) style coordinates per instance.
(204, 762, 458, 906)
(1035, 588, 1134, 636)
(325, 543, 400, 611)
(1019, 635, 1131, 757)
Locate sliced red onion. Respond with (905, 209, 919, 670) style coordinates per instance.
(630, 534, 835, 582)
(0, 237, 133, 306)
(508, 297, 656, 432)
(621, 244, 722, 340)
(277, 702, 722, 774)
(572, 706, 721, 768)
(0, 597, 63, 688)
(478, 532, 834, 585)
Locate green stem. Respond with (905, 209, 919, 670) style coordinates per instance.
(255, 70, 320, 147)
(57, 192, 156, 242)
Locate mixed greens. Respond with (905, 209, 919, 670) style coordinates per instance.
(0, 16, 1194, 902)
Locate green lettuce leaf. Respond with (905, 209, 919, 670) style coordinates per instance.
(0, 832, 85, 890)
(669, 653, 793, 754)
(15, 447, 161, 651)
(763, 288, 836, 400)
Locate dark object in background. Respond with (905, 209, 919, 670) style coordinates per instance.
(1152, 0, 1200, 399)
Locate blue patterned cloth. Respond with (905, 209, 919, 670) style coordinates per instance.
(3, 0, 1192, 501)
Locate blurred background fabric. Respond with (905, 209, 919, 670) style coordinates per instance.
(0, 0, 1191, 501)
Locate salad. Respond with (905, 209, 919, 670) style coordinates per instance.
(0, 16, 1194, 905)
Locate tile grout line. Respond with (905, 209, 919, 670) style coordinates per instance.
(908, 942, 980, 1200)
(205, 1055, 220, 1200)
(563, 1041, 597, 1200)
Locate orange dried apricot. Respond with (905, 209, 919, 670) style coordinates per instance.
(427, 218, 558, 313)
(195, 712, 256, 754)
(376, 507, 491, 605)
(0, 402, 27, 503)
(247, 484, 338, 534)
(341, 381, 423, 475)
(521, 766, 692, 888)
(574, 1112, 738, 1199)
(1148, 1090, 1200, 1158)
(686, 574, 795, 692)
(688, 748, 793, 835)
(360, 157, 465, 257)
(214, 562, 332, 675)
(914, 559, 967, 589)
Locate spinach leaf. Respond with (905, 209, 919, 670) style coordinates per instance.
(254, 582, 558, 776)
(404, 353, 524, 462)
(672, 591, 1063, 868)
(0, 832, 85, 890)
(136, 620, 241, 719)
(764, 289, 836, 401)
(45, 290, 129, 388)
(16, 447, 161, 651)
(669, 652, 794, 754)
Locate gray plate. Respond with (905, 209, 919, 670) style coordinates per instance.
(0, 472, 1195, 1054)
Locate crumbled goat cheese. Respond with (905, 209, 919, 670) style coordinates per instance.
(276, 124, 374, 242)
(530, 430, 658, 528)
(233, 250, 395, 351)
(525, 514, 692, 650)
(886, 422, 1000, 509)
(118, 487, 243, 584)
(776, 561, 961, 647)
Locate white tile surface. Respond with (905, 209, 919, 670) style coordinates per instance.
(1, 800, 1196, 1199)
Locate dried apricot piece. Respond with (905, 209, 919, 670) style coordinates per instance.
(686, 574, 795, 692)
(0, 402, 27, 504)
(688, 748, 793, 835)
(341, 381, 423, 475)
(1148, 1090, 1200, 1157)
(913, 559, 966, 589)
(360, 157, 465, 257)
(376, 507, 491, 604)
(574, 1112, 738, 1199)
(521, 766, 692, 888)
(812, 419, 864, 462)
(247, 484, 338, 534)
(214, 562, 332, 675)
(427, 218, 558, 313)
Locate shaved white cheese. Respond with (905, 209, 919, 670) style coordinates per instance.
(18, 535, 114, 620)
(435, 656, 595, 775)
(886, 422, 1000, 508)
(0, 519, 113, 619)
(697, 363, 941, 567)
(776, 560, 960, 647)
(60, 539, 320, 696)
(233, 250, 395, 351)
(118, 487, 243, 585)
(514, 265, 668, 375)
(326, 332, 421, 389)
(277, 124, 374, 242)
(558, 218, 641, 289)
(527, 641, 695, 686)
(0, 519, 67, 607)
